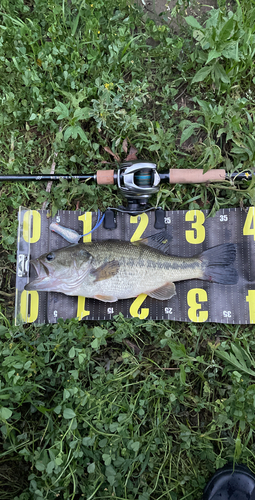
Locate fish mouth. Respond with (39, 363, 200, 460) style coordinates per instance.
(24, 259, 52, 291)
(32, 259, 50, 277)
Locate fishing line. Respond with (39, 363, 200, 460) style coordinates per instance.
(50, 210, 105, 243)
(80, 209, 105, 238)
(107, 206, 157, 214)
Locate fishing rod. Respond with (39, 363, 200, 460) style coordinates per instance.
(1, 161, 252, 213)
(0, 161, 252, 184)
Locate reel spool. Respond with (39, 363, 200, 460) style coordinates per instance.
(103, 161, 163, 227)
(117, 161, 161, 206)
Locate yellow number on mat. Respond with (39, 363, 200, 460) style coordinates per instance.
(75, 214, 93, 319)
(130, 294, 149, 319)
(130, 213, 149, 242)
(246, 290, 255, 323)
(129, 213, 154, 318)
(185, 210, 205, 244)
(23, 210, 41, 243)
(187, 288, 208, 323)
(76, 296, 90, 320)
(78, 212, 92, 242)
(20, 290, 39, 323)
(243, 207, 255, 240)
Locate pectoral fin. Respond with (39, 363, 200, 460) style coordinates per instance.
(90, 260, 120, 282)
(147, 282, 176, 300)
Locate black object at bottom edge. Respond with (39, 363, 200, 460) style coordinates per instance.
(203, 463, 255, 500)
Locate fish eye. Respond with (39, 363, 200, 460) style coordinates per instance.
(46, 252, 55, 261)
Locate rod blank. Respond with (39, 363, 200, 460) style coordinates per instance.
(0, 168, 252, 184)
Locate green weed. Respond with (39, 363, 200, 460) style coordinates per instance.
(1, 319, 255, 499)
(186, 6, 255, 91)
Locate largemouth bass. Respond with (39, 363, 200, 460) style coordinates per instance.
(25, 238, 238, 302)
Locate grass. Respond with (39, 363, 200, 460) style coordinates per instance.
(1, 0, 255, 498)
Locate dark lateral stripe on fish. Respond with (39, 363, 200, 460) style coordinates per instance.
(120, 257, 200, 271)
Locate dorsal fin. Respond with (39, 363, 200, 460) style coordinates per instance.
(132, 231, 172, 254)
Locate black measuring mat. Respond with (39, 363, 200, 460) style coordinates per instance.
(15, 207, 255, 324)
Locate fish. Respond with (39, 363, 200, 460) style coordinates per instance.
(24, 236, 238, 302)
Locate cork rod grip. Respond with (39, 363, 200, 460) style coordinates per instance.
(96, 170, 115, 185)
(169, 169, 226, 184)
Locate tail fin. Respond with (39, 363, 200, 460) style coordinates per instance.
(201, 243, 238, 285)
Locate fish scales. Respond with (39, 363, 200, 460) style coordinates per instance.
(76, 241, 201, 300)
